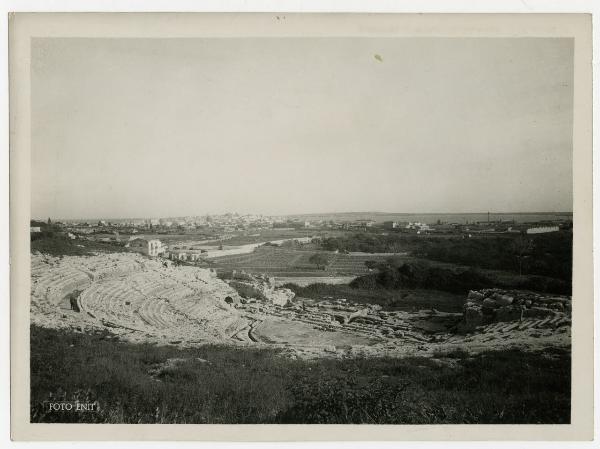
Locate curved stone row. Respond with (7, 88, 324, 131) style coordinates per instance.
(463, 288, 572, 331)
(31, 266, 91, 305)
(31, 253, 246, 342)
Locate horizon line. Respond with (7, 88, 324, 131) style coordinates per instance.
(33, 210, 574, 222)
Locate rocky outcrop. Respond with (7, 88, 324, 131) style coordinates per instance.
(227, 272, 295, 307)
(462, 288, 571, 330)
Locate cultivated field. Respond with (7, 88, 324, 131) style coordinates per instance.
(210, 246, 399, 277)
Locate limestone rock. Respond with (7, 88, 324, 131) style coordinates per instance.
(523, 306, 555, 319)
(482, 298, 498, 309)
(495, 306, 521, 322)
(461, 288, 571, 329)
(493, 294, 514, 306)
(228, 274, 295, 307)
(467, 290, 485, 301)
(464, 306, 484, 328)
(269, 287, 295, 307)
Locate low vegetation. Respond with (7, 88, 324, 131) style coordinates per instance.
(351, 258, 570, 295)
(31, 234, 129, 257)
(321, 232, 572, 284)
(284, 283, 465, 312)
(308, 252, 331, 270)
(31, 326, 570, 424)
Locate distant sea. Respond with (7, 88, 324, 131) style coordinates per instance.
(285, 212, 573, 225)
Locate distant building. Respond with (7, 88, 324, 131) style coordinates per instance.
(383, 221, 399, 230)
(345, 220, 376, 230)
(168, 248, 205, 262)
(129, 238, 164, 257)
(526, 226, 559, 235)
(359, 220, 375, 227)
(30, 226, 41, 233)
(406, 222, 431, 232)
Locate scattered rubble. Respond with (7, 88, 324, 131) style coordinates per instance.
(462, 288, 571, 330)
(227, 271, 295, 307)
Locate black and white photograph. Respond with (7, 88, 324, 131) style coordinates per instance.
(7, 12, 594, 441)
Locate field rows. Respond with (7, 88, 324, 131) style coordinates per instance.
(211, 248, 393, 275)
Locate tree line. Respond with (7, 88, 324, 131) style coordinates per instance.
(320, 232, 572, 283)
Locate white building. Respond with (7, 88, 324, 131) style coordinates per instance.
(406, 222, 431, 232)
(526, 226, 559, 235)
(168, 249, 205, 262)
(129, 238, 164, 257)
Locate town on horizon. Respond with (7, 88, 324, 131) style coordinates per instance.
(35, 210, 574, 224)
(32, 210, 572, 249)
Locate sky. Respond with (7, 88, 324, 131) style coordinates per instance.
(31, 37, 574, 219)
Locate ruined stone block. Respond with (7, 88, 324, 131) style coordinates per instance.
(467, 290, 485, 301)
(482, 298, 499, 309)
(493, 294, 514, 306)
(523, 307, 555, 319)
(464, 306, 484, 328)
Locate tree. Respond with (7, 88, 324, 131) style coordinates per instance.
(512, 235, 533, 276)
(364, 260, 379, 270)
(309, 253, 329, 270)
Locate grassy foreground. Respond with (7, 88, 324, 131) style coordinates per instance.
(31, 325, 570, 424)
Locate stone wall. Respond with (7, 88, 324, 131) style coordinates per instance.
(463, 288, 571, 330)
(228, 273, 295, 307)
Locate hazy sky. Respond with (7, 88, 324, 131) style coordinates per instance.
(31, 38, 573, 219)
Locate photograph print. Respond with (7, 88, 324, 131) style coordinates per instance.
(26, 25, 576, 425)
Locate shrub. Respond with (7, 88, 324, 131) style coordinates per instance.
(349, 260, 568, 296)
(320, 232, 572, 283)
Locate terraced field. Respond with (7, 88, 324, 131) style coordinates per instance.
(211, 248, 313, 270)
(210, 247, 397, 276)
(325, 253, 392, 274)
